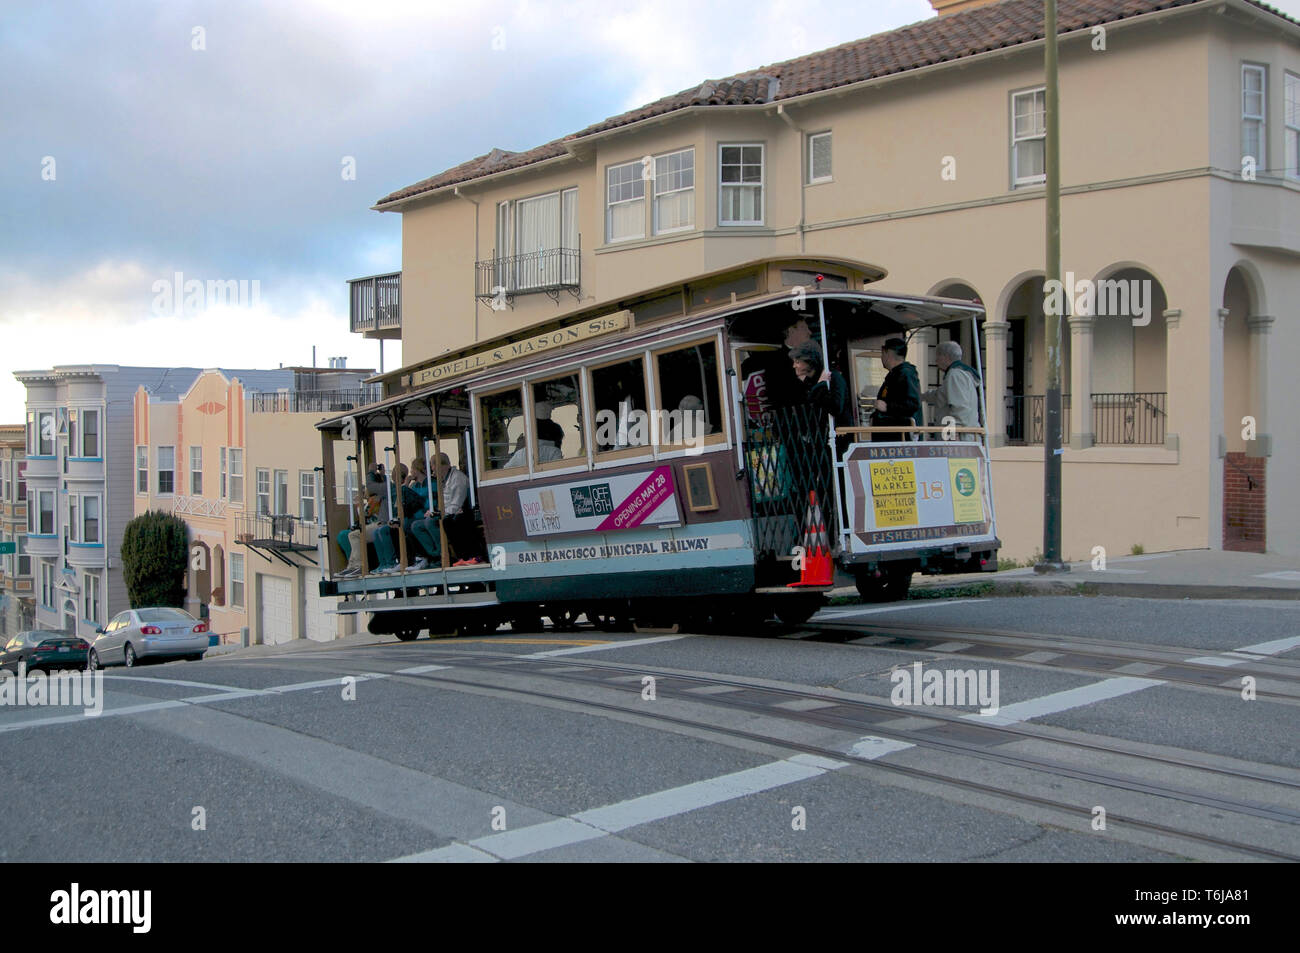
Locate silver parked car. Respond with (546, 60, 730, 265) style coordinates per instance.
(87, 607, 210, 670)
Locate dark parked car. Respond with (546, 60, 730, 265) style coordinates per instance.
(0, 630, 89, 674)
(87, 608, 209, 670)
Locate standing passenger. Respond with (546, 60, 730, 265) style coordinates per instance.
(869, 337, 923, 442)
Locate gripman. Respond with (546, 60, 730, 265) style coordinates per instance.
(49, 883, 151, 933)
(890, 661, 999, 715)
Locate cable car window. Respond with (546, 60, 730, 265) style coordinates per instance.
(529, 374, 584, 468)
(479, 387, 527, 473)
(591, 356, 650, 455)
(654, 340, 723, 447)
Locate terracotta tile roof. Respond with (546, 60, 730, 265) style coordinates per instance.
(376, 0, 1294, 208)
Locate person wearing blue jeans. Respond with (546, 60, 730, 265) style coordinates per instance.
(337, 492, 399, 575)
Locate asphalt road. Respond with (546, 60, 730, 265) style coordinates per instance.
(2, 595, 1297, 863)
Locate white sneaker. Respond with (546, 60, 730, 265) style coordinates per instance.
(411, 556, 429, 570)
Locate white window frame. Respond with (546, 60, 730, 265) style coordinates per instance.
(256, 468, 271, 516)
(136, 446, 148, 494)
(808, 131, 832, 184)
(497, 187, 580, 290)
(1011, 87, 1047, 187)
(229, 449, 244, 505)
(16, 537, 29, 577)
(190, 446, 203, 496)
(36, 489, 55, 535)
(606, 160, 646, 242)
(80, 408, 100, 458)
(1285, 70, 1299, 181)
(36, 411, 54, 456)
(229, 553, 245, 608)
(41, 563, 55, 607)
(82, 494, 101, 544)
(653, 147, 695, 235)
(299, 470, 316, 522)
(718, 143, 765, 226)
(273, 469, 289, 515)
(83, 573, 100, 624)
(1242, 63, 1267, 171)
(157, 445, 175, 495)
(220, 447, 228, 499)
(68, 495, 79, 543)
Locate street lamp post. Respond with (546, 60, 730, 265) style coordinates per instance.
(1037, 0, 1069, 574)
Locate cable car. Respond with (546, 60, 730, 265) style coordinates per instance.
(315, 256, 998, 638)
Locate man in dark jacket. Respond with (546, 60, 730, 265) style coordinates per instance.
(871, 337, 922, 442)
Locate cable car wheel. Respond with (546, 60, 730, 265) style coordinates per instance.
(544, 607, 582, 631)
(854, 564, 914, 603)
(586, 605, 629, 632)
(772, 595, 823, 627)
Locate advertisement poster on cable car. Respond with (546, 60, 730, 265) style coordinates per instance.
(516, 465, 682, 537)
(842, 442, 997, 554)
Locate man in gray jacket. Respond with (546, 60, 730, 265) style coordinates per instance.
(923, 340, 981, 440)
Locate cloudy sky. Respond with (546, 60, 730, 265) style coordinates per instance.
(2, 0, 1297, 423)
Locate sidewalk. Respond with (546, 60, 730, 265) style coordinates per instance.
(880, 549, 1300, 601)
(205, 627, 387, 660)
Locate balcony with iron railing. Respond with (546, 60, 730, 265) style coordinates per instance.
(248, 388, 380, 414)
(1004, 392, 1166, 446)
(236, 513, 317, 552)
(475, 245, 581, 305)
(348, 272, 402, 340)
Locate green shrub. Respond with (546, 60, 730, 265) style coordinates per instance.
(121, 510, 190, 608)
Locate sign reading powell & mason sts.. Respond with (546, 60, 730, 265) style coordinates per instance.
(405, 312, 630, 389)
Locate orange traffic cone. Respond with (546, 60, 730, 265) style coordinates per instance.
(789, 491, 834, 587)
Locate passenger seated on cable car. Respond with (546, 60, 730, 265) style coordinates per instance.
(505, 419, 565, 468)
(411, 453, 484, 567)
(336, 492, 397, 577)
(400, 457, 433, 569)
(666, 395, 708, 445)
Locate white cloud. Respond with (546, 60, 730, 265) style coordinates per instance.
(1, 263, 394, 422)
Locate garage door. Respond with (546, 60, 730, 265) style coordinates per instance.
(259, 574, 293, 645)
(302, 569, 335, 642)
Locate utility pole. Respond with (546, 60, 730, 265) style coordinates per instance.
(1037, 0, 1068, 573)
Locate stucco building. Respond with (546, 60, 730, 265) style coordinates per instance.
(133, 366, 375, 645)
(350, 0, 1298, 560)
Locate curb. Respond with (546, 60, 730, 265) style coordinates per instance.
(833, 577, 1300, 602)
(990, 578, 1300, 601)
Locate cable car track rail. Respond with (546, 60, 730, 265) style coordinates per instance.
(212, 646, 1300, 860)
(800, 618, 1300, 700)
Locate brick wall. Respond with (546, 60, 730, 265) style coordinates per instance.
(1223, 453, 1265, 553)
